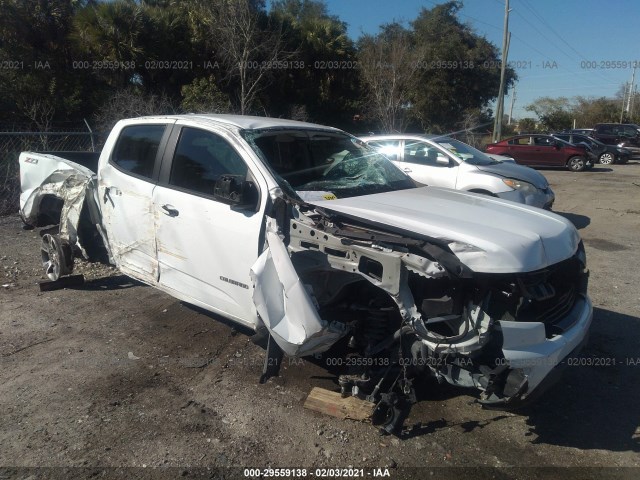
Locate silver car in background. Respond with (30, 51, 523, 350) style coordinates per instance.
(360, 134, 555, 209)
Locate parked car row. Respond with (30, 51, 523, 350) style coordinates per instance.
(485, 134, 594, 172)
(562, 123, 640, 161)
(482, 123, 640, 171)
(552, 132, 631, 165)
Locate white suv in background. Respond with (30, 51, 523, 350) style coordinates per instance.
(360, 134, 555, 209)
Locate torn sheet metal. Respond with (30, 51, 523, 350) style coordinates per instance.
(19, 152, 98, 257)
(251, 226, 347, 357)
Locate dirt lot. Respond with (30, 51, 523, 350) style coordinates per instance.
(1, 162, 640, 479)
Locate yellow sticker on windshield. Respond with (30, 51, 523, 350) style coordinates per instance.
(322, 193, 337, 200)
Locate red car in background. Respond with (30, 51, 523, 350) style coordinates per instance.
(485, 134, 593, 172)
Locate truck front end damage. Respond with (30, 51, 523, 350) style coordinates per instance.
(251, 192, 592, 430)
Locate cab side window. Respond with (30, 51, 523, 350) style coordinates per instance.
(111, 125, 166, 178)
(169, 127, 248, 196)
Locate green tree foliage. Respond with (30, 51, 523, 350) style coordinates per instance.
(524, 95, 630, 131)
(0, 0, 96, 127)
(409, 1, 516, 133)
(524, 97, 573, 131)
(72, 0, 194, 96)
(517, 117, 538, 133)
(268, 0, 359, 128)
(574, 96, 622, 126)
(181, 76, 231, 113)
(0, 0, 514, 133)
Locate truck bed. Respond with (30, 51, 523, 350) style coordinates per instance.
(38, 151, 101, 173)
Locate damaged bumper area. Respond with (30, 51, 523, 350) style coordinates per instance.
(252, 195, 592, 408)
(491, 294, 592, 406)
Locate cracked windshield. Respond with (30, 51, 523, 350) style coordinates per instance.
(245, 130, 415, 200)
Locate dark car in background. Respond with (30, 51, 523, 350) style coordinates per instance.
(568, 128, 594, 136)
(485, 134, 593, 171)
(591, 123, 640, 157)
(553, 132, 631, 165)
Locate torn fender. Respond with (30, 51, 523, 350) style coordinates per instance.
(19, 153, 99, 255)
(250, 229, 347, 357)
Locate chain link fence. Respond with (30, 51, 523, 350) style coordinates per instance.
(0, 129, 103, 216)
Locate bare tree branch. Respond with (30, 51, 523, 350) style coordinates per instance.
(357, 26, 420, 132)
(211, 0, 291, 115)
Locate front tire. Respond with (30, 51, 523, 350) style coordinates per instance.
(598, 152, 615, 165)
(567, 156, 586, 172)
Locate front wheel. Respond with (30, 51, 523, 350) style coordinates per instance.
(598, 152, 615, 165)
(567, 156, 586, 172)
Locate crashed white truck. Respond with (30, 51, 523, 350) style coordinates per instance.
(20, 114, 593, 431)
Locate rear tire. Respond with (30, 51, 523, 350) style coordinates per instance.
(41, 234, 74, 281)
(567, 156, 586, 172)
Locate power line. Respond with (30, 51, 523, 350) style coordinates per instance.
(511, 9, 574, 61)
(519, 0, 586, 61)
(517, 0, 617, 86)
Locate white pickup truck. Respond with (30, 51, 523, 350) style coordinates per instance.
(20, 114, 592, 430)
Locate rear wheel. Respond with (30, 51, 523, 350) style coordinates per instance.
(567, 156, 586, 172)
(598, 152, 615, 165)
(41, 234, 73, 281)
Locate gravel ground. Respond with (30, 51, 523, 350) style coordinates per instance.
(1, 162, 639, 480)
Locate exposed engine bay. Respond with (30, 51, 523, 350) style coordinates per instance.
(252, 193, 590, 432)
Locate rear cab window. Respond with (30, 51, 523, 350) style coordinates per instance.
(111, 125, 167, 179)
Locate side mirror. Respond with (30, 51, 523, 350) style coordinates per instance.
(436, 155, 450, 166)
(214, 175, 258, 209)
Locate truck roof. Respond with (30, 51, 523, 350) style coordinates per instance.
(128, 114, 340, 132)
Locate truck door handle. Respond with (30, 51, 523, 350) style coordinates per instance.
(403, 167, 412, 173)
(103, 186, 121, 205)
(161, 204, 179, 217)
